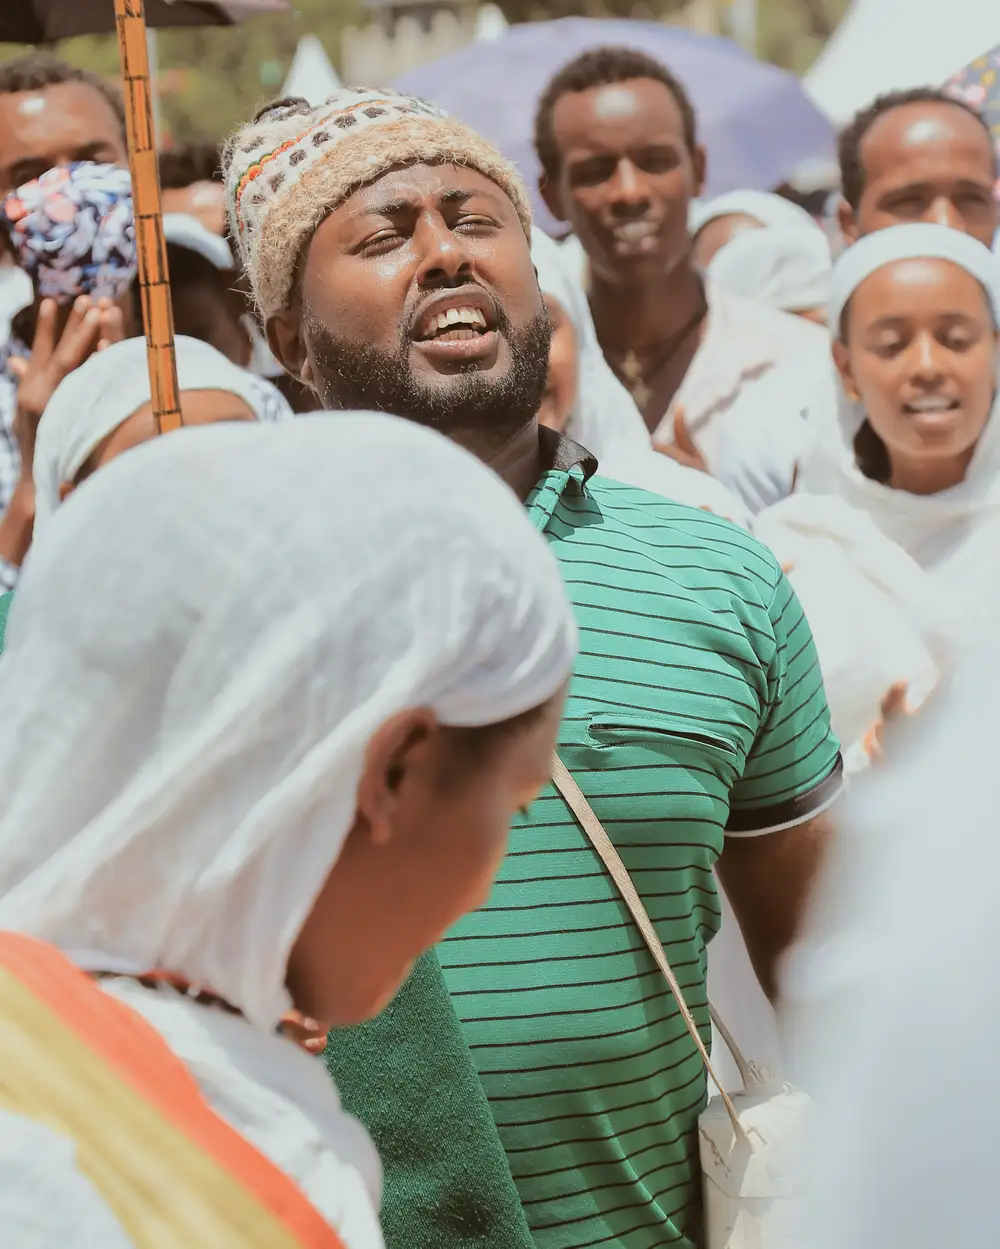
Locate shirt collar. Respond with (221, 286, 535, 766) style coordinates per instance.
(537, 424, 598, 480)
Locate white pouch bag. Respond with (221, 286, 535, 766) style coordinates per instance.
(552, 756, 811, 1249)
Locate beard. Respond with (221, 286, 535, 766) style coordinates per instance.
(303, 301, 553, 455)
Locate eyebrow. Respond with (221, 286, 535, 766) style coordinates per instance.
(357, 185, 503, 218)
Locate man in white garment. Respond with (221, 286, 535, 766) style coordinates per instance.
(533, 45, 825, 470)
(712, 85, 1000, 513)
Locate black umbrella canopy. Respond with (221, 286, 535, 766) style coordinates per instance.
(0, 0, 290, 44)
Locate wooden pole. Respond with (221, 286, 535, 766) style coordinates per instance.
(113, 0, 182, 433)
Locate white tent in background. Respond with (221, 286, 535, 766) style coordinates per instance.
(804, 0, 1000, 125)
(473, 5, 508, 43)
(283, 34, 341, 105)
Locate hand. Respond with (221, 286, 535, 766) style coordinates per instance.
(7, 296, 120, 481)
(862, 681, 923, 764)
(279, 1011, 329, 1054)
(653, 406, 708, 474)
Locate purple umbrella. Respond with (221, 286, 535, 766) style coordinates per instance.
(394, 18, 834, 235)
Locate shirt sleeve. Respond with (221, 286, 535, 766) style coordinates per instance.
(726, 563, 842, 835)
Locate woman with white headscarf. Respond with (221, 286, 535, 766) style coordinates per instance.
(0, 414, 576, 1247)
(755, 224, 1000, 764)
(709, 226, 832, 323)
(690, 189, 819, 267)
(530, 230, 750, 524)
(0, 333, 292, 601)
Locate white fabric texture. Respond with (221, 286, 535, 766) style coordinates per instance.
(756, 225, 1000, 758)
(787, 640, 1000, 1249)
(689, 190, 819, 238)
(32, 334, 292, 529)
(826, 222, 1000, 331)
(709, 225, 832, 314)
(530, 231, 750, 525)
(102, 978, 386, 1249)
(0, 413, 576, 1030)
(163, 213, 235, 271)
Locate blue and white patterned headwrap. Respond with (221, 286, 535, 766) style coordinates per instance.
(0, 162, 137, 304)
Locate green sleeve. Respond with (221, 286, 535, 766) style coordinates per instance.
(324, 950, 536, 1249)
(727, 565, 842, 833)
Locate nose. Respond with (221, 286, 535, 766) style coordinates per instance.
(608, 158, 652, 218)
(912, 331, 947, 382)
(925, 195, 964, 231)
(414, 213, 474, 288)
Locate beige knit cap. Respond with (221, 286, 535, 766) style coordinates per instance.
(223, 89, 533, 320)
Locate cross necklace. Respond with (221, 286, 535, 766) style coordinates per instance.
(607, 294, 709, 412)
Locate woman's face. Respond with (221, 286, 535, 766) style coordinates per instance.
(286, 689, 567, 1027)
(692, 212, 762, 267)
(537, 294, 579, 433)
(834, 258, 998, 474)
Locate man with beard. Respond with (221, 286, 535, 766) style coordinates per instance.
(224, 90, 843, 1249)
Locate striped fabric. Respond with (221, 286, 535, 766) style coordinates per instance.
(440, 447, 841, 1249)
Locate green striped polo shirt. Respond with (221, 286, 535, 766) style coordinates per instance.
(439, 435, 841, 1249)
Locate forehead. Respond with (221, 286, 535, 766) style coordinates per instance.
(853, 257, 989, 316)
(861, 102, 995, 184)
(550, 77, 686, 152)
(0, 82, 123, 171)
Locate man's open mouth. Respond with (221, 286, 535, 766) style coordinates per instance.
(418, 306, 490, 342)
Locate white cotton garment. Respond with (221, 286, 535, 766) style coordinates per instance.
(786, 637, 1000, 1249)
(756, 224, 1000, 761)
(0, 413, 577, 1247)
(32, 334, 292, 527)
(689, 189, 820, 238)
(531, 230, 750, 525)
(709, 225, 832, 315)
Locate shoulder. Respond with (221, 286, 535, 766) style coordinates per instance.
(564, 474, 783, 604)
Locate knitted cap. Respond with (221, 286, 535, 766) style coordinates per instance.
(223, 89, 533, 319)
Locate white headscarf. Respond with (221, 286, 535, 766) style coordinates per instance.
(801, 223, 1000, 565)
(689, 190, 818, 238)
(709, 226, 832, 314)
(0, 414, 576, 1031)
(756, 224, 1000, 761)
(32, 334, 293, 529)
(530, 230, 751, 526)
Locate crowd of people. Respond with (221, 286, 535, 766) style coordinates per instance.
(0, 32, 995, 1249)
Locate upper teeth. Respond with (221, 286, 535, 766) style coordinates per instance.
(427, 307, 487, 335)
(908, 397, 953, 412)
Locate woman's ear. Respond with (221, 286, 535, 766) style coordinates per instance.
(832, 337, 859, 403)
(353, 707, 439, 847)
(58, 481, 76, 503)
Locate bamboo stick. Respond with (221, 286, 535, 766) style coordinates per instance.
(113, 0, 182, 433)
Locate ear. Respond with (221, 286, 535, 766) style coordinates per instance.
(838, 198, 859, 245)
(266, 304, 314, 391)
(353, 707, 440, 848)
(831, 336, 858, 401)
(691, 145, 708, 199)
(58, 482, 76, 503)
(539, 172, 568, 226)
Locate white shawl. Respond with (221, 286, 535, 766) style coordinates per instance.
(0, 413, 577, 1245)
(756, 225, 1000, 757)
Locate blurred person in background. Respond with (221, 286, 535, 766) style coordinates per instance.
(713, 86, 1000, 516)
(0, 413, 575, 1248)
(159, 139, 226, 236)
(533, 46, 825, 471)
(688, 187, 820, 267)
(0, 55, 138, 533)
(226, 88, 842, 1249)
(530, 227, 749, 521)
(708, 226, 832, 324)
(0, 333, 291, 614)
(754, 225, 1000, 769)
